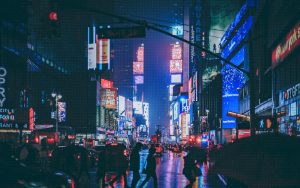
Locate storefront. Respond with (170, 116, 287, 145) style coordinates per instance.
(277, 83, 300, 136)
(273, 20, 300, 136)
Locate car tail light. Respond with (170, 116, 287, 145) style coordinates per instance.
(71, 179, 75, 188)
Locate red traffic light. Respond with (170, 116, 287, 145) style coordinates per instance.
(48, 11, 58, 21)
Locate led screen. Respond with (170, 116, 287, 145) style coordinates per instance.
(171, 74, 182, 84)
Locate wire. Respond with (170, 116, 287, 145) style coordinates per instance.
(123, 13, 227, 32)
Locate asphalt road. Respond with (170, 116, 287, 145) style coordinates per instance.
(84, 149, 225, 188)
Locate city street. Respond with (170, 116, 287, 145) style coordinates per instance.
(87, 150, 224, 188)
(1, 1, 300, 187)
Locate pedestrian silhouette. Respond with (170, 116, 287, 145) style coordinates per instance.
(109, 151, 129, 188)
(213, 43, 217, 53)
(130, 142, 143, 188)
(183, 147, 202, 188)
(97, 151, 106, 188)
(139, 146, 158, 188)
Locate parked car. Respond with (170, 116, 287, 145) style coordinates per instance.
(0, 143, 75, 188)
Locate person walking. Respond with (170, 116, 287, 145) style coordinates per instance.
(96, 151, 106, 188)
(139, 147, 158, 188)
(130, 142, 143, 188)
(109, 151, 129, 188)
(183, 147, 202, 188)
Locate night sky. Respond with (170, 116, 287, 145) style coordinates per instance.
(112, 0, 181, 134)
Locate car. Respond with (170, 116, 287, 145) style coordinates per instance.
(0, 143, 75, 188)
(155, 144, 163, 156)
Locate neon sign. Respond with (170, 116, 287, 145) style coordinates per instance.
(272, 20, 300, 66)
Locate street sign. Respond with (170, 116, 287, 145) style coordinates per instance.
(97, 26, 146, 39)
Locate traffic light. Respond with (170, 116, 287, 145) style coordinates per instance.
(47, 10, 60, 37)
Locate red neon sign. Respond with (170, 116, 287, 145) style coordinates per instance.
(272, 20, 300, 66)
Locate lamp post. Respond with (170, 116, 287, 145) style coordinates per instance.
(52, 92, 62, 144)
(206, 109, 210, 139)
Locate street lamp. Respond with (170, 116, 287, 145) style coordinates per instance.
(206, 109, 210, 139)
(52, 92, 62, 144)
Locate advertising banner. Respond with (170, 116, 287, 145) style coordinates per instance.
(88, 43, 96, 69)
(133, 61, 144, 75)
(171, 74, 182, 84)
(101, 88, 117, 109)
(134, 75, 144, 85)
(133, 101, 143, 115)
(101, 79, 114, 89)
(126, 99, 133, 120)
(99, 39, 110, 65)
(118, 96, 126, 116)
(58, 102, 66, 122)
(272, 20, 300, 66)
(181, 113, 188, 139)
(136, 45, 144, 62)
(170, 60, 183, 73)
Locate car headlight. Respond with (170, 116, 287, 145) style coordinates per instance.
(19, 180, 48, 188)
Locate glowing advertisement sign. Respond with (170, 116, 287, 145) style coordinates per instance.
(173, 102, 179, 121)
(172, 26, 184, 36)
(118, 96, 126, 116)
(171, 74, 182, 84)
(180, 98, 189, 113)
(134, 75, 144, 85)
(58, 102, 66, 122)
(222, 64, 246, 128)
(101, 79, 114, 89)
(88, 43, 96, 69)
(170, 60, 183, 73)
(180, 113, 188, 138)
(99, 39, 110, 65)
(133, 61, 144, 74)
(136, 45, 144, 62)
(133, 101, 143, 115)
(272, 20, 300, 66)
(101, 88, 117, 109)
(170, 43, 182, 74)
(171, 43, 182, 59)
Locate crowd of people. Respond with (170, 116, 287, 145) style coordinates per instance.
(0, 140, 208, 188)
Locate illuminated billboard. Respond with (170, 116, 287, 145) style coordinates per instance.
(101, 79, 114, 89)
(58, 102, 66, 122)
(171, 74, 182, 84)
(133, 61, 144, 74)
(173, 102, 179, 121)
(133, 101, 143, 115)
(171, 43, 182, 59)
(118, 96, 126, 116)
(101, 88, 117, 109)
(125, 99, 133, 120)
(88, 43, 96, 69)
(99, 39, 110, 65)
(134, 75, 144, 85)
(172, 26, 183, 36)
(170, 60, 183, 73)
(170, 42, 182, 74)
(136, 45, 144, 62)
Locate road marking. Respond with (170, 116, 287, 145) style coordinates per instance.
(217, 174, 227, 186)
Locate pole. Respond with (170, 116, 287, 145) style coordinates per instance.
(55, 96, 59, 144)
(249, 31, 256, 136)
